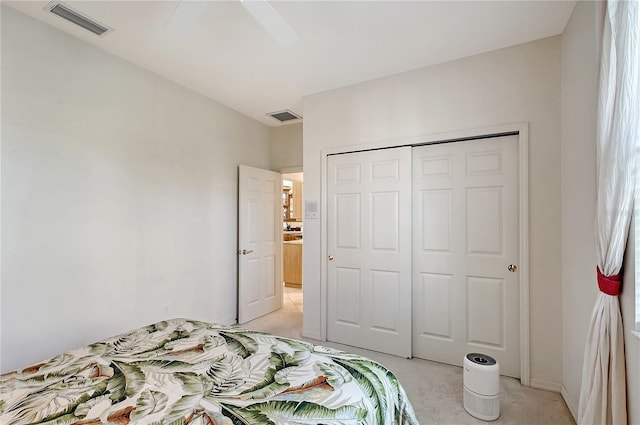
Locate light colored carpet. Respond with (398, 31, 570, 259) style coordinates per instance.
(244, 287, 575, 425)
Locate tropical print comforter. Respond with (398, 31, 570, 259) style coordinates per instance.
(0, 319, 419, 425)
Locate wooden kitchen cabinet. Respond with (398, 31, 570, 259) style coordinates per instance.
(283, 242, 302, 287)
(292, 180, 303, 221)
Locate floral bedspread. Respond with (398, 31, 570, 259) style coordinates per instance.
(0, 319, 418, 425)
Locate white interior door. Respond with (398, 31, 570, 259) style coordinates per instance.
(327, 148, 412, 357)
(238, 165, 282, 324)
(412, 135, 520, 377)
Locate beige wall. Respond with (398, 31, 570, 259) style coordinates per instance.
(302, 36, 563, 387)
(270, 123, 303, 171)
(1, 7, 271, 373)
(559, 0, 601, 417)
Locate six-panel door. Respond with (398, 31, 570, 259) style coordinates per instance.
(411, 136, 520, 377)
(327, 147, 413, 357)
(238, 165, 282, 324)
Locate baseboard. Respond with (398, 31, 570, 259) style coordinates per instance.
(301, 330, 322, 341)
(561, 385, 578, 422)
(529, 378, 562, 393)
(220, 318, 238, 326)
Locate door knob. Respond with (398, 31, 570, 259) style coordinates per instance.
(238, 249, 254, 255)
(508, 264, 518, 273)
(328, 255, 334, 261)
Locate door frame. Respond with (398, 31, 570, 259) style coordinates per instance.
(319, 122, 530, 385)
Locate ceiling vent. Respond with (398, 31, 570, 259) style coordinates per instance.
(46, 1, 112, 37)
(267, 110, 302, 123)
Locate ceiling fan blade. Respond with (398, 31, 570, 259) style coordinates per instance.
(241, 0, 299, 47)
(164, 1, 208, 35)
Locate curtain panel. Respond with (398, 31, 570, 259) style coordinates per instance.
(578, 1, 639, 424)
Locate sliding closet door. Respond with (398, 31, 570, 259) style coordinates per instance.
(412, 136, 520, 377)
(327, 147, 412, 357)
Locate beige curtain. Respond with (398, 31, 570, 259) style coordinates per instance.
(577, 1, 639, 424)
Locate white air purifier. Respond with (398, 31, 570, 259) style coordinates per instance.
(463, 353, 500, 421)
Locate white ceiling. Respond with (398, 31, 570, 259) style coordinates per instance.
(5, 0, 577, 127)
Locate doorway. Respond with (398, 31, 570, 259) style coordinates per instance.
(239, 168, 304, 337)
(282, 172, 304, 315)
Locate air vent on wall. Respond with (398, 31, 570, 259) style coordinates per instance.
(46, 1, 112, 37)
(267, 110, 302, 123)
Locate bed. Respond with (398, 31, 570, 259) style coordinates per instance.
(0, 319, 418, 425)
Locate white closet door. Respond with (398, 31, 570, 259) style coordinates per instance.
(412, 136, 520, 377)
(327, 147, 412, 357)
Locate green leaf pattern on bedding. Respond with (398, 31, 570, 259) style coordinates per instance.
(0, 319, 418, 425)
